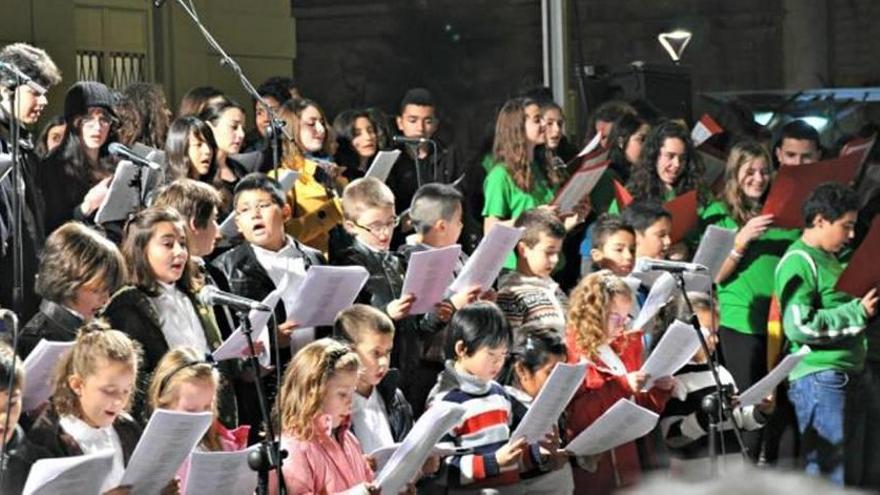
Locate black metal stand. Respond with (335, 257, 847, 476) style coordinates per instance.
(237, 310, 287, 495)
(673, 273, 749, 476)
(168, 0, 289, 179)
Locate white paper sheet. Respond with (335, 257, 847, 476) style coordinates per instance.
(22, 339, 75, 412)
(553, 164, 608, 214)
(364, 149, 402, 183)
(369, 442, 470, 472)
(692, 225, 737, 281)
(631, 271, 675, 331)
(23, 450, 114, 495)
(510, 361, 587, 443)
(219, 169, 300, 238)
(641, 320, 702, 389)
(375, 402, 467, 494)
(401, 245, 462, 314)
(738, 346, 811, 408)
(564, 399, 659, 456)
(449, 224, 524, 292)
(120, 409, 213, 494)
(95, 161, 144, 224)
(212, 274, 290, 367)
(184, 448, 259, 495)
(285, 265, 369, 327)
(577, 132, 603, 158)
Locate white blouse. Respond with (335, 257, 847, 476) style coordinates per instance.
(59, 415, 125, 493)
(151, 281, 209, 353)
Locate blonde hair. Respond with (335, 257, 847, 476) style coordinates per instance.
(341, 177, 395, 221)
(567, 270, 633, 357)
(51, 320, 142, 417)
(147, 347, 222, 451)
(277, 338, 360, 441)
(722, 140, 774, 226)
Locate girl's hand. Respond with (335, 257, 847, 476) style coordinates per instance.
(861, 288, 878, 318)
(434, 301, 454, 323)
(756, 394, 776, 415)
(103, 487, 132, 495)
(495, 437, 528, 468)
(159, 478, 181, 495)
(81, 177, 112, 215)
(421, 455, 441, 476)
(387, 294, 416, 320)
(479, 289, 497, 302)
(735, 214, 774, 248)
(626, 371, 648, 392)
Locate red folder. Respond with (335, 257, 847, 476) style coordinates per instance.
(613, 180, 633, 208)
(665, 190, 699, 244)
(761, 153, 863, 228)
(836, 217, 880, 297)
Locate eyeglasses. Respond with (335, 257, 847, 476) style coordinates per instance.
(607, 312, 632, 330)
(352, 216, 400, 236)
(235, 201, 276, 217)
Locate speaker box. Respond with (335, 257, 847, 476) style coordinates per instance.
(598, 63, 693, 123)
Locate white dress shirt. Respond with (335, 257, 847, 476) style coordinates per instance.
(59, 415, 125, 492)
(151, 281, 210, 353)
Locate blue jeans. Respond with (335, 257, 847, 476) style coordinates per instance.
(787, 370, 860, 485)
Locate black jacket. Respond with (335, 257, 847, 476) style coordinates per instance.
(210, 239, 325, 436)
(2, 405, 142, 494)
(17, 300, 84, 358)
(101, 285, 235, 427)
(376, 369, 414, 442)
(0, 108, 45, 320)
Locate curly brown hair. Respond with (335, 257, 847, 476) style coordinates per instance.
(566, 270, 633, 357)
(277, 339, 360, 441)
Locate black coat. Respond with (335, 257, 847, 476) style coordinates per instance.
(17, 300, 84, 358)
(0, 109, 45, 321)
(376, 369, 415, 443)
(2, 405, 142, 494)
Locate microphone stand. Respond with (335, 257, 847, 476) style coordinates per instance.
(169, 0, 290, 180)
(672, 272, 749, 476)
(237, 310, 287, 495)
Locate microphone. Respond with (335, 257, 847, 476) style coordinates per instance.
(198, 285, 272, 312)
(392, 135, 430, 145)
(108, 143, 161, 170)
(634, 258, 708, 273)
(153, 0, 167, 7)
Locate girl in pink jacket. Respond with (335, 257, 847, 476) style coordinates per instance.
(273, 338, 376, 495)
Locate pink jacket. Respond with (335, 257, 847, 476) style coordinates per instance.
(271, 414, 374, 495)
(178, 421, 251, 493)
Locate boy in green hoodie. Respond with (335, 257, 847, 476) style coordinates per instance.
(774, 182, 878, 485)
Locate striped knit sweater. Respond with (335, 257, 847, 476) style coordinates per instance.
(496, 272, 568, 335)
(427, 360, 542, 488)
(659, 361, 766, 459)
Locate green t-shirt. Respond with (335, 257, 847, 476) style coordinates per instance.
(482, 159, 557, 268)
(700, 201, 800, 335)
(774, 238, 868, 380)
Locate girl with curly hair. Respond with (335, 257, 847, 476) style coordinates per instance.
(609, 120, 705, 214)
(272, 338, 375, 494)
(564, 270, 676, 495)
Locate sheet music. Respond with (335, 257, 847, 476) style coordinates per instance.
(564, 399, 659, 456)
(285, 265, 369, 327)
(120, 410, 213, 494)
(450, 224, 524, 292)
(692, 225, 737, 281)
(184, 448, 259, 495)
(631, 271, 675, 331)
(553, 163, 608, 214)
(364, 149, 402, 182)
(212, 274, 289, 367)
(95, 161, 143, 224)
(401, 245, 461, 314)
(375, 403, 467, 494)
(577, 132, 603, 158)
(369, 443, 470, 472)
(23, 450, 114, 495)
(641, 320, 702, 389)
(218, 169, 300, 238)
(510, 361, 587, 442)
(738, 346, 811, 408)
(22, 339, 75, 412)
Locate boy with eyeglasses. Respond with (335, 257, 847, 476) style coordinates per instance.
(332, 177, 433, 400)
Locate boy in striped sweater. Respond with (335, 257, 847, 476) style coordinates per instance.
(497, 209, 569, 337)
(427, 302, 552, 493)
